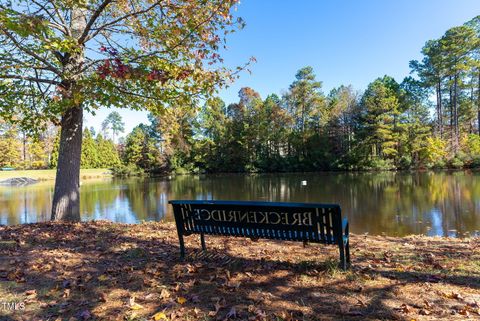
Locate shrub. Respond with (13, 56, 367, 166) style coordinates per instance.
(464, 134, 480, 156)
(435, 159, 447, 169)
(398, 155, 412, 169)
(367, 158, 396, 171)
(30, 161, 47, 169)
(110, 164, 144, 177)
(471, 156, 480, 168)
(423, 137, 448, 166)
(449, 157, 464, 169)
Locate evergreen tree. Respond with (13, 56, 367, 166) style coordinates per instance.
(398, 77, 432, 167)
(255, 94, 292, 170)
(0, 125, 20, 168)
(123, 125, 161, 170)
(439, 26, 479, 151)
(326, 86, 359, 167)
(81, 128, 99, 168)
(102, 112, 125, 143)
(49, 132, 60, 168)
(283, 67, 326, 164)
(359, 76, 401, 167)
(198, 97, 228, 171)
(410, 39, 446, 137)
(96, 134, 121, 168)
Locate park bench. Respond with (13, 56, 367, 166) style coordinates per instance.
(169, 200, 350, 270)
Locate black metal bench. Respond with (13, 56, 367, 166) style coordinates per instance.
(169, 200, 350, 270)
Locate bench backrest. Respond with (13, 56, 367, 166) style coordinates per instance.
(169, 200, 343, 244)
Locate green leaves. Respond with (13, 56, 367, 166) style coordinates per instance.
(1, 11, 50, 38)
(0, 0, 249, 137)
(439, 26, 478, 74)
(43, 37, 79, 54)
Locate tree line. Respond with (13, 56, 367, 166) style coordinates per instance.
(0, 113, 121, 170)
(2, 16, 480, 174)
(126, 16, 480, 173)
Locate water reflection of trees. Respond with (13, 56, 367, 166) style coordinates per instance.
(163, 172, 480, 237)
(0, 172, 479, 236)
(0, 182, 53, 225)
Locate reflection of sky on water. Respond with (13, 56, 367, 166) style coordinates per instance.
(428, 208, 443, 237)
(196, 192, 213, 201)
(88, 195, 137, 223)
(0, 172, 479, 237)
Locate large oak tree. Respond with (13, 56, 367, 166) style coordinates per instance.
(0, 0, 249, 221)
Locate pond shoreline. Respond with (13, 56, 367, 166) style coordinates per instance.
(3, 168, 480, 180)
(0, 221, 479, 320)
(0, 169, 112, 181)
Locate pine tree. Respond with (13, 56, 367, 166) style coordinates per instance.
(359, 76, 401, 167)
(81, 128, 99, 168)
(440, 26, 479, 151)
(123, 125, 161, 170)
(398, 77, 432, 167)
(96, 134, 121, 168)
(283, 67, 325, 163)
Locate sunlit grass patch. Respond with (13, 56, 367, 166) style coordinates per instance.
(0, 168, 111, 181)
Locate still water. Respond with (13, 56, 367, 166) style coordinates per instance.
(1, 172, 480, 237)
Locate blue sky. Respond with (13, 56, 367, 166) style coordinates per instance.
(85, 0, 480, 135)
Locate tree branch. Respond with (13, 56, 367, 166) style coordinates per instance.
(0, 29, 61, 75)
(30, 0, 70, 35)
(165, 2, 224, 54)
(0, 74, 60, 85)
(0, 56, 57, 71)
(84, 1, 162, 43)
(34, 68, 54, 103)
(78, 0, 114, 44)
(50, 1, 71, 36)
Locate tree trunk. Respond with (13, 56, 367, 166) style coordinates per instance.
(453, 74, 459, 152)
(449, 79, 454, 149)
(22, 131, 26, 162)
(51, 6, 86, 221)
(436, 81, 443, 137)
(477, 71, 480, 135)
(51, 106, 83, 221)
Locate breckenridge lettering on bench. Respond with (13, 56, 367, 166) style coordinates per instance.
(169, 200, 350, 270)
(192, 209, 313, 226)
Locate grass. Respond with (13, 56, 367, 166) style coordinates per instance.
(0, 168, 111, 181)
(0, 221, 479, 320)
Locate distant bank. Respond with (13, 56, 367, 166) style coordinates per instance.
(0, 169, 112, 181)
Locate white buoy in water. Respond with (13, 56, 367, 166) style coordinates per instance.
(301, 180, 307, 186)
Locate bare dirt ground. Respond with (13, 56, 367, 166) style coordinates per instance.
(0, 221, 479, 321)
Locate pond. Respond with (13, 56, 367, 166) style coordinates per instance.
(1, 171, 480, 237)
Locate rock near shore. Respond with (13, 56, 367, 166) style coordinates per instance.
(0, 177, 38, 186)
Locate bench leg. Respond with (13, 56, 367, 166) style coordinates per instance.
(200, 233, 207, 251)
(338, 242, 347, 271)
(178, 234, 185, 259)
(345, 240, 351, 266)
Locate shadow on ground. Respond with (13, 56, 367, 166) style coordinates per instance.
(0, 221, 479, 320)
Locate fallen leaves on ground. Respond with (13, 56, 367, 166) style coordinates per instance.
(0, 221, 478, 320)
